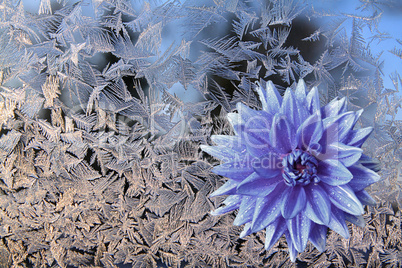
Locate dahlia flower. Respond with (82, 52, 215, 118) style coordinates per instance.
(201, 79, 380, 262)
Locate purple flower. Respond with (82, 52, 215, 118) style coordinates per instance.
(201, 79, 380, 262)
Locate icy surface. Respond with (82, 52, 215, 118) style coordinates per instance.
(0, 0, 401, 267)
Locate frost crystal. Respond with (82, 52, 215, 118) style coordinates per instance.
(0, 0, 401, 267)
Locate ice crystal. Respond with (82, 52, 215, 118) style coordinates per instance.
(0, 0, 401, 267)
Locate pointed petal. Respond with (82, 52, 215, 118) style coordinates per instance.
(237, 104, 273, 153)
(241, 128, 278, 158)
(227, 113, 243, 135)
(209, 135, 247, 162)
(211, 135, 246, 152)
(317, 159, 353, 186)
(243, 118, 272, 144)
(257, 80, 282, 114)
(210, 195, 241, 216)
(239, 222, 252, 238)
(200, 145, 241, 162)
(322, 142, 363, 167)
(296, 111, 323, 151)
(252, 153, 282, 179)
(281, 186, 307, 219)
(269, 114, 296, 154)
(233, 196, 256, 226)
(264, 217, 287, 250)
(309, 223, 327, 252)
(210, 179, 238, 197)
(305, 184, 331, 225)
(280, 88, 308, 128)
(320, 111, 356, 146)
(212, 161, 254, 181)
(359, 154, 381, 172)
(232, 104, 275, 158)
(306, 86, 321, 115)
(348, 164, 380, 192)
(327, 206, 349, 239)
(321, 97, 347, 118)
(236, 172, 282, 196)
(323, 184, 364, 215)
(355, 190, 376, 206)
(251, 182, 286, 232)
(344, 127, 373, 148)
(353, 109, 363, 123)
(285, 231, 298, 262)
(295, 79, 307, 102)
(344, 213, 365, 227)
(237, 102, 261, 122)
(286, 212, 311, 252)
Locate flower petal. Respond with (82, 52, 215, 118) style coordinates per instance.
(200, 145, 241, 162)
(269, 114, 296, 154)
(231, 104, 276, 158)
(355, 190, 376, 206)
(241, 129, 278, 158)
(286, 212, 311, 252)
(320, 111, 357, 145)
(212, 161, 254, 181)
(281, 185, 307, 219)
(236, 172, 282, 196)
(359, 154, 381, 172)
(251, 182, 286, 232)
(237, 102, 263, 122)
(348, 164, 380, 192)
(211, 135, 246, 152)
(321, 142, 363, 167)
(295, 79, 307, 104)
(296, 111, 323, 151)
(227, 113, 243, 134)
(233, 196, 256, 226)
(264, 217, 287, 250)
(237, 103, 273, 136)
(306, 86, 321, 115)
(344, 127, 373, 148)
(309, 223, 327, 252)
(210, 179, 238, 197)
(344, 213, 365, 227)
(280, 88, 308, 129)
(321, 97, 347, 118)
(327, 206, 350, 239)
(323, 184, 364, 215)
(317, 159, 353, 186)
(210, 195, 241, 216)
(285, 231, 298, 262)
(256, 80, 282, 114)
(252, 153, 282, 178)
(305, 184, 331, 225)
(239, 222, 252, 238)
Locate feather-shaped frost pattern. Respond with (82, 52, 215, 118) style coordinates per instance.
(0, 0, 400, 267)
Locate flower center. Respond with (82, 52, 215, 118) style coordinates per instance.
(282, 150, 319, 187)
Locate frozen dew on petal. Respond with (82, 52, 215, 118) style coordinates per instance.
(256, 80, 282, 114)
(309, 223, 327, 252)
(286, 212, 311, 252)
(281, 185, 307, 219)
(201, 79, 380, 262)
(264, 217, 287, 250)
(269, 114, 296, 154)
(304, 184, 331, 225)
(280, 86, 309, 129)
(296, 110, 323, 151)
